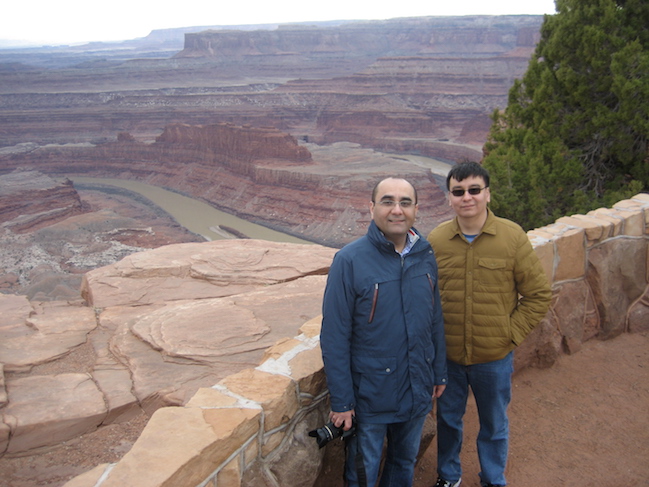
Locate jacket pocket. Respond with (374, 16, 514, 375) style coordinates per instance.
(351, 355, 398, 414)
(423, 344, 436, 391)
(477, 258, 507, 289)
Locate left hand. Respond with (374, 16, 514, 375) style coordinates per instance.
(433, 384, 446, 398)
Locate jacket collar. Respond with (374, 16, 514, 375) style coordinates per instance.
(367, 220, 422, 253)
(448, 208, 497, 240)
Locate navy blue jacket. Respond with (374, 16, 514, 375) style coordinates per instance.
(321, 221, 447, 423)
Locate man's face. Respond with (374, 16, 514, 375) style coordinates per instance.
(448, 175, 490, 220)
(370, 178, 418, 241)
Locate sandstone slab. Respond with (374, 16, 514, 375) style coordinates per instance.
(220, 368, 299, 432)
(552, 280, 598, 353)
(81, 239, 335, 308)
(0, 302, 97, 372)
(1, 239, 335, 457)
(0, 364, 6, 408)
(100, 275, 328, 412)
(554, 227, 586, 281)
(92, 366, 141, 425)
(0, 420, 9, 456)
(3, 373, 107, 454)
(62, 464, 113, 487)
(627, 286, 649, 333)
(0, 294, 34, 334)
(514, 313, 562, 371)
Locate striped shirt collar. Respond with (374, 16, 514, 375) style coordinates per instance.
(399, 228, 419, 256)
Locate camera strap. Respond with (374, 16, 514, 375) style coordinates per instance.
(344, 435, 367, 487)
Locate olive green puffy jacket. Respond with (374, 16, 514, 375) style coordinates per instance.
(427, 210, 551, 365)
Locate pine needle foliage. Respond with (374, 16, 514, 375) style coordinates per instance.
(483, 0, 649, 230)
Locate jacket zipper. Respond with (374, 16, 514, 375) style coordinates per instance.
(368, 282, 379, 323)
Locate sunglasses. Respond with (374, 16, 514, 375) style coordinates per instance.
(450, 187, 487, 197)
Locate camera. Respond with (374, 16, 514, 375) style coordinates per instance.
(309, 418, 356, 448)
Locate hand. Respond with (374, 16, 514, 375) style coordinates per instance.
(329, 409, 355, 431)
(433, 384, 446, 398)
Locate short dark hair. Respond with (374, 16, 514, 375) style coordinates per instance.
(446, 161, 490, 190)
(372, 178, 418, 204)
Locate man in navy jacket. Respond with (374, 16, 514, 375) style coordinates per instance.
(321, 177, 448, 486)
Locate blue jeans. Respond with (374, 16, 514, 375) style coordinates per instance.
(345, 415, 427, 487)
(436, 353, 513, 486)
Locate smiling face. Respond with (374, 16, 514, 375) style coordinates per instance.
(370, 178, 418, 249)
(448, 174, 490, 223)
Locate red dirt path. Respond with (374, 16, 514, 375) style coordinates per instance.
(413, 331, 649, 487)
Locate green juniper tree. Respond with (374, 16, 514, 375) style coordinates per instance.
(483, 0, 649, 230)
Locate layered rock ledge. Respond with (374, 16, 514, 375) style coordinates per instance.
(0, 16, 542, 164)
(0, 169, 83, 234)
(1, 123, 455, 247)
(0, 239, 337, 456)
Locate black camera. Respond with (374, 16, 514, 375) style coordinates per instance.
(309, 418, 356, 448)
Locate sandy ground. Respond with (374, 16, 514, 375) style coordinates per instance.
(413, 331, 649, 487)
(1, 332, 647, 486)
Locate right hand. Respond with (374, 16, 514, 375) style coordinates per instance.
(329, 409, 355, 431)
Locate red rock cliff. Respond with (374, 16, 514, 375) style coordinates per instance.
(0, 15, 542, 162)
(0, 170, 84, 233)
(1, 123, 453, 247)
(156, 123, 312, 163)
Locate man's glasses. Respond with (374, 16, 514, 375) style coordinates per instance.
(376, 199, 415, 209)
(450, 187, 487, 197)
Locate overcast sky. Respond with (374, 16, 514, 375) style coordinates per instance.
(2, 0, 557, 46)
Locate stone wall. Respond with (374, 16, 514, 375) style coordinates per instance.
(63, 194, 649, 487)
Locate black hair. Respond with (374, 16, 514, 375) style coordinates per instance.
(446, 161, 490, 190)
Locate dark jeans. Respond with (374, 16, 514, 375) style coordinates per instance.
(345, 415, 427, 487)
(437, 353, 513, 486)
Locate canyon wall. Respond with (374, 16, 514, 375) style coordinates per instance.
(0, 169, 84, 234)
(0, 16, 542, 156)
(0, 16, 545, 245)
(0, 122, 453, 247)
(3, 16, 649, 487)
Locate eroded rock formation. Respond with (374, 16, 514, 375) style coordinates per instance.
(0, 239, 337, 456)
(156, 122, 312, 163)
(0, 170, 202, 300)
(0, 169, 84, 234)
(0, 16, 545, 248)
(0, 16, 542, 155)
(1, 123, 454, 247)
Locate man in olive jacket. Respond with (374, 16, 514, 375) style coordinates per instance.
(427, 162, 551, 487)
